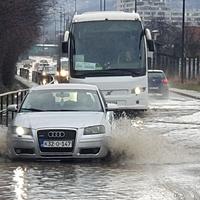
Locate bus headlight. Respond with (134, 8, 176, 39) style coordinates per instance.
(135, 87, 141, 95)
(131, 87, 146, 95)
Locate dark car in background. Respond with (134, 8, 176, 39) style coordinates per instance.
(148, 70, 169, 98)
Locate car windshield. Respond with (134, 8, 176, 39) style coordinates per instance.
(148, 72, 165, 79)
(20, 89, 103, 112)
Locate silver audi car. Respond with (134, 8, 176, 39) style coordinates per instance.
(7, 83, 113, 160)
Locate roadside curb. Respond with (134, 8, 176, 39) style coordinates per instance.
(169, 88, 200, 100)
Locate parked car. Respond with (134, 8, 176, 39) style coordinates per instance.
(7, 84, 113, 160)
(148, 70, 169, 98)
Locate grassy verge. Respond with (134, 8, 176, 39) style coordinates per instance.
(169, 79, 200, 92)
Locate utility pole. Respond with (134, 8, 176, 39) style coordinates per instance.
(57, 8, 63, 74)
(152, 30, 159, 70)
(181, 0, 185, 83)
(100, 0, 102, 11)
(63, 11, 66, 32)
(135, 0, 137, 12)
(103, 0, 106, 11)
(75, 0, 77, 13)
(54, 13, 57, 44)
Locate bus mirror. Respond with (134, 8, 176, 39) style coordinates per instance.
(62, 41, 68, 54)
(64, 31, 69, 41)
(145, 28, 155, 52)
(147, 40, 155, 52)
(145, 28, 152, 40)
(62, 31, 69, 54)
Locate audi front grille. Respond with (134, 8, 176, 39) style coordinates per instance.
(37, 129, 76, 153)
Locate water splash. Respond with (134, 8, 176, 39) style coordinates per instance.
(0, 118, 196, 165)
(108, 117, 194, 165)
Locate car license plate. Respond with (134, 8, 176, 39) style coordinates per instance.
(42, 140, 73, 148)
(149, 87, 159, 90)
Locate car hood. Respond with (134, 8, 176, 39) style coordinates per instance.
(13, 112, 105, 129)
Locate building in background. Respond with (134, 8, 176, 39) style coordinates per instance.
(117, 0, 200, 26)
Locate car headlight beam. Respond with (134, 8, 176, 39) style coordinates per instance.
(42, 79, 47, 85)
(13, 126, 32, 136)
(84, 125, 105, 135)
(60, 70, 68, 77)
(42, 71, 46, 76)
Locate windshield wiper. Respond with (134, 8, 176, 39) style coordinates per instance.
(71, 33, 76, 57)
(138, 30, 144, 59)
(74, 69, 142, 78)
(104, 68, 141, 76)
(53, 109, 77, 111)
(20, 108, 45, 112)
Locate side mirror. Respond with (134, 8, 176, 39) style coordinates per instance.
(62, 31, 69, 54)
(147, 40, 155, 52)
(62, 41, 68, 54)
(106, 111, 114, 124)
(64, 31, 69, 41)
(106, 103, 118, 111)
(7, 104, 18, 112)
(145, 28, 155, 52)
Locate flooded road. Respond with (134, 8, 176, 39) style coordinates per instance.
(0, 92, 200, 200)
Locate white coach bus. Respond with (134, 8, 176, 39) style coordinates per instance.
(62, 11, 154, 111)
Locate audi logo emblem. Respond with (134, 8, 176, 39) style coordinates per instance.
(48, 131, 65, 138)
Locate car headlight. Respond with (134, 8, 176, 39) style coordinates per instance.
(42, 79, 47, 85)
(60, 70, 68, 77)
(84, 125, 105, 135)
(12, 126, 32, 136)
(42, 71, 46, 76)
(56, 71, 59, 76)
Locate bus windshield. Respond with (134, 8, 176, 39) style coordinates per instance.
(71, 20, 146, 77)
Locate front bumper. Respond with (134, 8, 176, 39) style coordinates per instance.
(105, 93, 148, 110)
(7, 128, 109, 160)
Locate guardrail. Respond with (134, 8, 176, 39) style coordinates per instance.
(0, 89, 28, 126)
(19, 68, 29, 80)
(149, 53, 200, 81)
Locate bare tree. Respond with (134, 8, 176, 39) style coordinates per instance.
(185, 26, 200, 57)
(146, 17, 181, 57)
(147, 17, 200, 58)
(0, 0, 52, 91)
